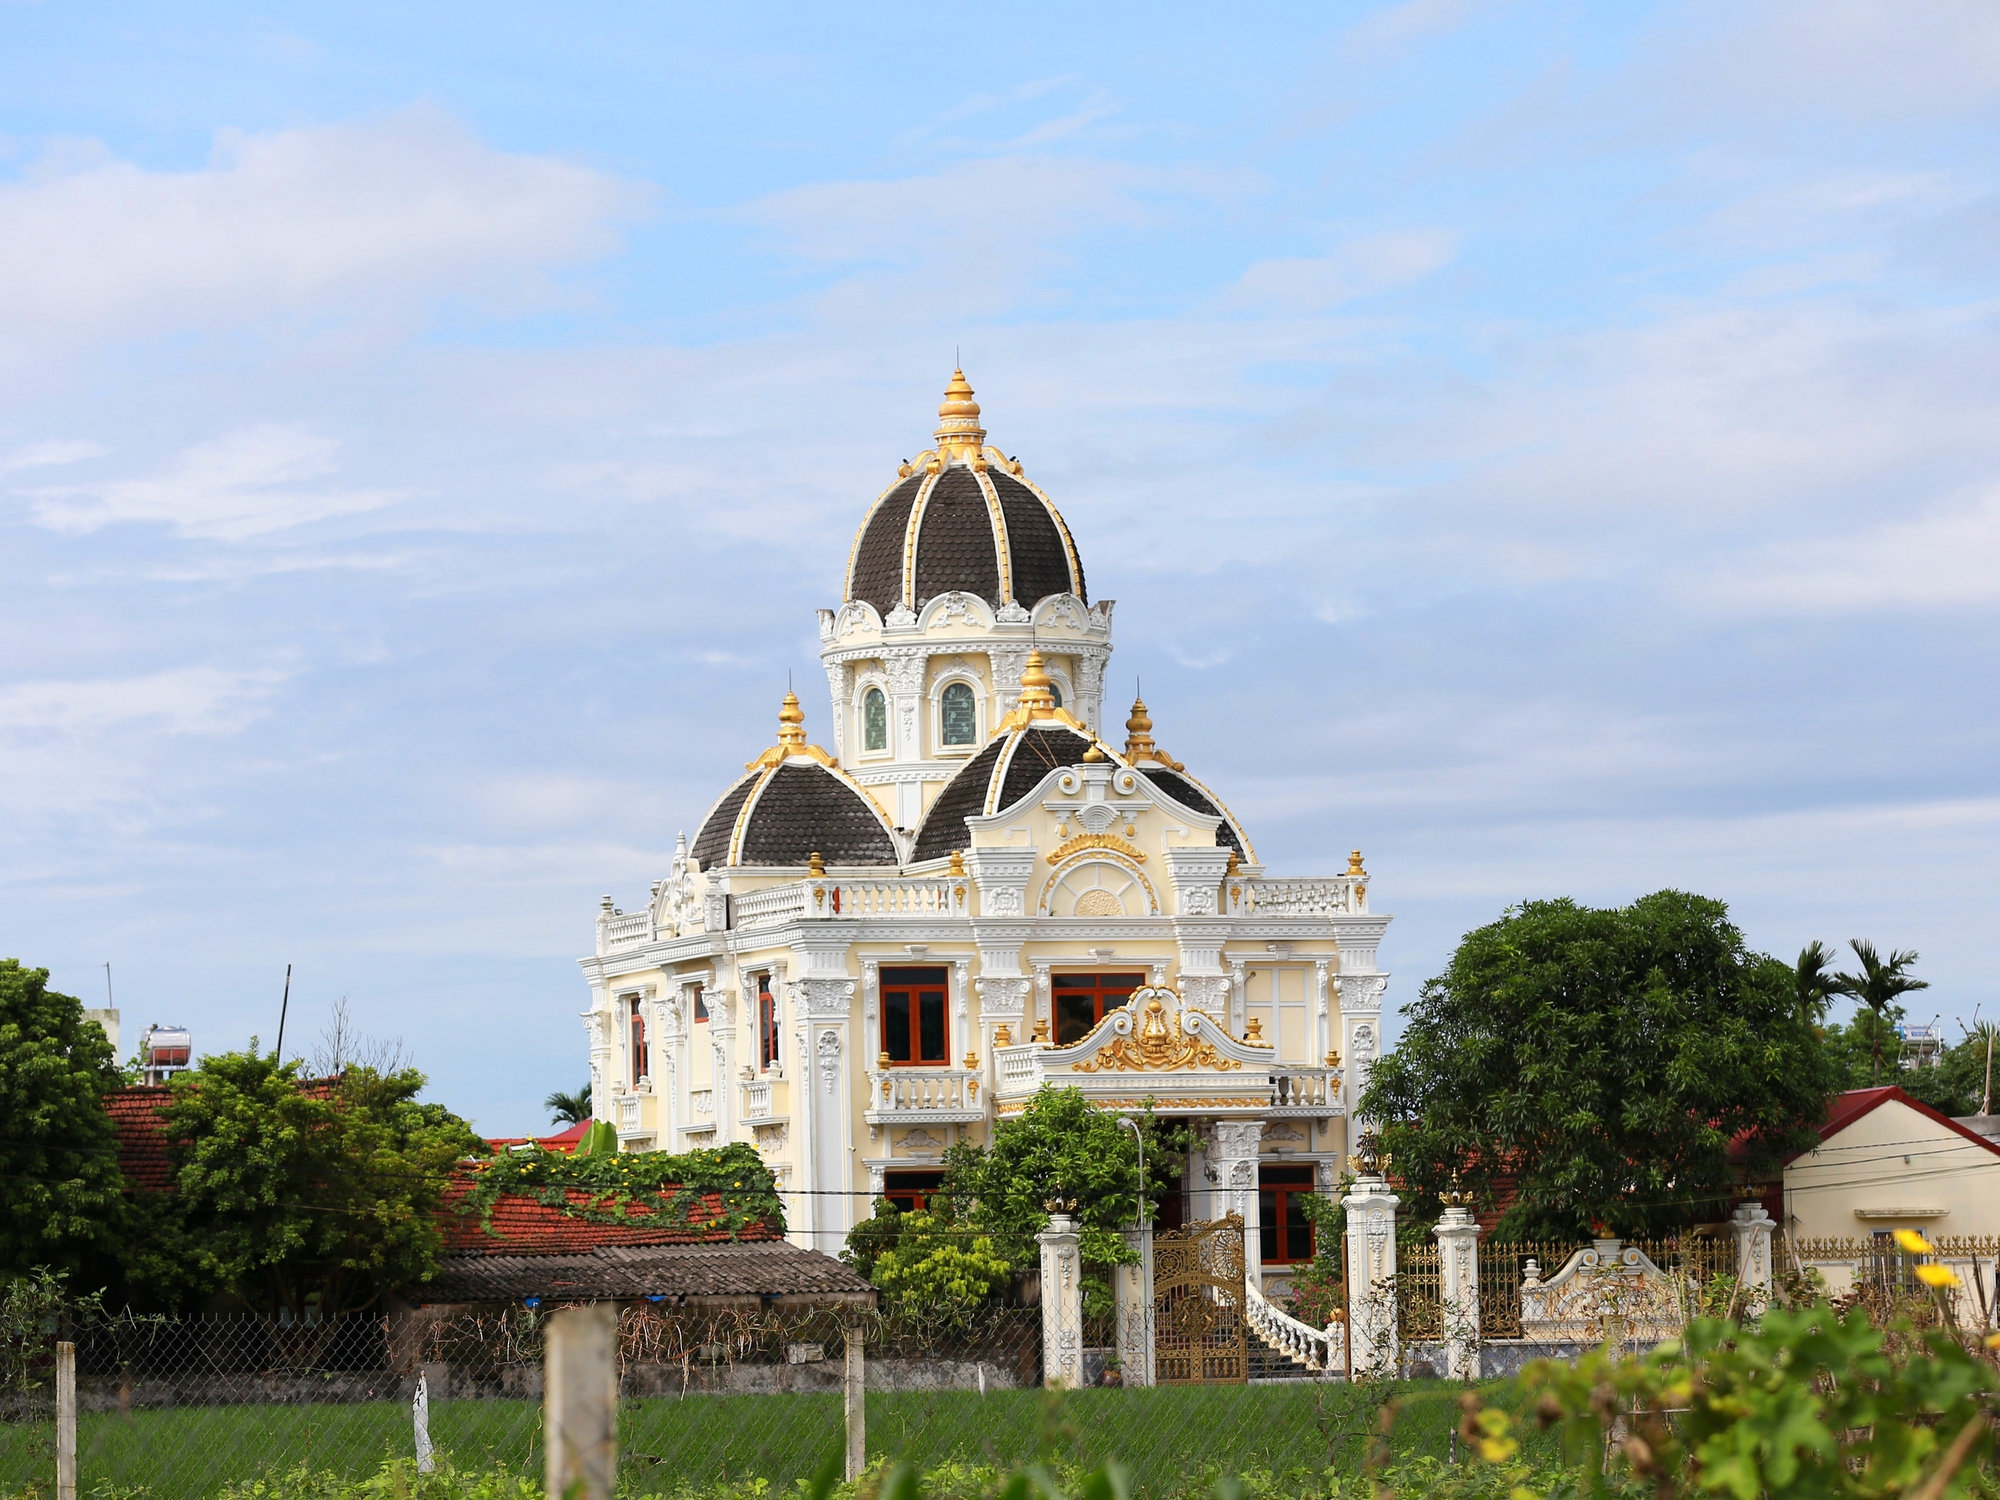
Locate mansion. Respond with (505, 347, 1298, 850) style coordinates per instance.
(578, 371, 1390, 1294)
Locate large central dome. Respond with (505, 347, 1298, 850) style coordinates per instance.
(843, 370, 1086, 618)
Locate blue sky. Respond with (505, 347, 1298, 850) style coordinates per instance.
(4, 2, 1996, 1135)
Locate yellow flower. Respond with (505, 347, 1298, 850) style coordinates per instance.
(1986, 1333, 2000, 1350)
(1915, 1263, 1961, 1289)
(1894, 1229, 1935, 1255)
(1479, 1436, 1521, 1464)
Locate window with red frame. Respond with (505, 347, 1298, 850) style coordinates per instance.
(880, 966, 948, 1064)
(692, 984, 708, 1022)
(1052, 972, 1144, 1045)
(626, 995, 648, 1087)
(1259, 1165, 1316, 1264)
(882, 1170, 944, 1214)
(757, 973, 780, 1070)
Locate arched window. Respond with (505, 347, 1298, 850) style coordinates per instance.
(1049, 682, 1063, 708)
(940, 681, 977, 746)
(863, 687, 888, 752)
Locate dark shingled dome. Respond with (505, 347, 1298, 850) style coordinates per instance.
(846, 465, 1085, 615)
(910, 737, 1007, 864)
(691, 763, 898, 868)
(691, 773, 759, 869)
(1139, 768, 1247, 857)
(910, 723, 1097, 864)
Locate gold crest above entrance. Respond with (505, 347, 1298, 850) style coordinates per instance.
(1074, 990, 1241, 1074)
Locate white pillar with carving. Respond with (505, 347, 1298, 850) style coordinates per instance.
(1207, 1118, 1266, 1283)
(1343, 1169, 1401, 1377)
(1112, 1227, 1155, 1387)
(1037, 1211, 1084, 1388)
(1434, 1196, 1482, 1381)
(1728, 1200, 1776, 1308)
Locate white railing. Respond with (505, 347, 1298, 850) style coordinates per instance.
(596, 909, 651, 954)
(1245, 1279, 1344, 1374)
(1269, 1068, 1341, 1113)
(865, 1066, 983, 1122)
(1241, 878, 1363, 917)
(833, 878, 966, 918)
(742, 1078, 774, 1119)
(616, 1095, 640, 1129)
(733, 884, 811, 929)
(689, 1088, 715, 1117)
(995, 1046, 1042, 1093)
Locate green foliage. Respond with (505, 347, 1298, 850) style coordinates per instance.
(1831, 939, 1929, 1087)
(573, 1119, 619, 1156)
(0, 960, 128, 1278)
(1359, 891, 1842, 1241)
(543, 1083, 592, 1126)
(1474, 1305, 1999, 1500)
(937, 1086, 1191, 1277)
(1821, 1010, 1995, 1119)
(132, 1050, 485, 1321)
(459, 1139, 782, 1239)
(867, 1208, 1013, 1315)
(0, 1268, 103, 1393)
(214, 1458, 540, 1500)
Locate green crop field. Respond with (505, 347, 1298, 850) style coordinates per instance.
(0, 1382, 1553, 1500)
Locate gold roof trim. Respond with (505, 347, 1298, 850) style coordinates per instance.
(1073, 995, 1241, 1074)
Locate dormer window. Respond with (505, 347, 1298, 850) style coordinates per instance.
(863, 688, 888, 752)
(940, 682, 977, 746)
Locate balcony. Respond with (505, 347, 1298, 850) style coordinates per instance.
(1228, 877, 1365, 917)
(1267, 1067, 1341, 1115)
(864, 1066, 984, 1126)
(616, 1095, 641, 1130)
(595, 906, 652, 956)
(741, 1077, 789, 1121)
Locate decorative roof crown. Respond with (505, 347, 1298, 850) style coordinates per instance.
(933, 367, 986, 459)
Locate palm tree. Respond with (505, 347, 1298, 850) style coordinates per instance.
(1833, 941, 1929, 1085)
(544, 1082, 592, 1126)
(1793, 940, 1842, 1016)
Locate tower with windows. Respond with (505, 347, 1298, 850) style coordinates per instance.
(578, 371, 1390, 1300)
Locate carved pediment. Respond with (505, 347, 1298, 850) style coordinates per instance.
(1069, 987, 1240, 1073)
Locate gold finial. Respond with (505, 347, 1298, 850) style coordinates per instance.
(807, 850, 825, 877)
(933, 367, 986, 460)
(1032, 1015, 1051, 1044)
(748, 690, 839, 770)
(878, 1051, 892, 1069)
(1015, 650, 1058, 719)
(994, 1023, 1012, 1046)
(963, 1050, 979, 1070)
(1346, 849, 1366, 878)
(1123, 695, 1155, 760)
(948, 850, 967, 876)
(1082, 741, 1106, 762)
(1245, 1014, 1270, 1045)
(1224, 850, 1241, 876)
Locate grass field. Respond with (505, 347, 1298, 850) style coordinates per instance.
(0, 1381, 1559, 1500)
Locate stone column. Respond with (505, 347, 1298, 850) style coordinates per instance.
(1207, 1119, 1266, 1283)
(1113, 1227, 1155, 1387)
(1434, 1199, 1482, 1381)
(1729, 1200, 1777, 1306)
(1037, 1212, 1084, 1388)
(1342, 1172, 1401, 1377)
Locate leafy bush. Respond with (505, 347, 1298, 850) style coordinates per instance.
(868, 1209, 1013, 1315)
(458, 1140, 783, 1240)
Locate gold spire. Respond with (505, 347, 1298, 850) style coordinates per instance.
(1015, 650, 1058, 718)
(933, 367, 987, 461)
(1123, 695, 1155, 760)
(747, 689, 838, 770)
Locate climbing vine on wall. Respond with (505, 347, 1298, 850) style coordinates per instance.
(456, 1141, 784, 1239)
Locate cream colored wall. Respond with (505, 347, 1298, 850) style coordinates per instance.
(1785, 1096, 2000, 1240)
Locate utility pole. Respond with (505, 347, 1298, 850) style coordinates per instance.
(274, 964, 292, 1062)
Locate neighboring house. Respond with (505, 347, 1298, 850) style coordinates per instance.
(1754, 1087, 2000, 1269)
(580, 369, 1385, 1292)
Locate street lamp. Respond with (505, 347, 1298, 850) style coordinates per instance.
(1116, 1115, 1145, 1233)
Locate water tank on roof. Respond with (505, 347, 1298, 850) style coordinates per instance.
(141, 1024, 192, 1084)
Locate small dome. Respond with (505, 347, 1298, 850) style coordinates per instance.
(1121, 693, 1254, 860)
(690, 696, 900, 868)
(845, 370, 1086, 617)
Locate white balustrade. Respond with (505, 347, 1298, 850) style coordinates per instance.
(742, 1078, 774, 1120)
(831, 879, 966, 918)
(1245, 1279, 1344, 1374)
(1242, 878, 1363, 916)
(1269, 1068, 1342, 1113)
(865, 1066, 983, 1124)
(995, 1046, 1042, 1093)
(732, 884, 811, 929)
(596, 909, 651, 954)
(616, 1096, 640, 1129)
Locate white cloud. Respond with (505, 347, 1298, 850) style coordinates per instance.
(1224, 230, 1460, 311)
(0, 665, 285, 738)
(0, 106, 647, 361)
(4, 439, 108, 470)
(20, 425, 401, 540)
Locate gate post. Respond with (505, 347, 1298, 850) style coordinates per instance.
(1728, 1200, 1776, 1308)
(1114, 1228, 1155, 1386)
(1037, 1210, 1084, 1388)
(1342, 1163, 1401, 1377)
(1208, 1120, 1267, 1287)
(1434, 1193, 1481, 1381)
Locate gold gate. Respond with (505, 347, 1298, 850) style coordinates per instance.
(1153, 1213, 1249, 1384)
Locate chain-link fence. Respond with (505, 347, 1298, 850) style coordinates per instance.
(0, 1300, 1563, 1500)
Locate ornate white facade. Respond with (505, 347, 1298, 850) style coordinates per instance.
(578, 371, 1390, 1291)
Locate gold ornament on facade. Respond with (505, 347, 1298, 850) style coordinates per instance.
(1046, 832, 1147, 864)
(807, 850, 825, 877)
(993, 1023, 1012, 1046)
(1074, 995, 1242, 1074)
(997, 650, 1087, 733)
(1324, 1048, 1342, 1068)
(1032, 1016, 1051, 1044)
(948, 850, 967, 876)
(1121, 693, 1185, 770)
(1347, 849, 1367, 877)
(1243, 1014, 1272, 1046)
(933, 368, 987, 460)
(747, 691, 838, 770)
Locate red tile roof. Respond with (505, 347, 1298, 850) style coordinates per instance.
(483, 1120, 589, 1154)
(1799, 1086, 2000, 1160)
(106, 1086, 173, 1192)
(442, 1179, 779, 1256)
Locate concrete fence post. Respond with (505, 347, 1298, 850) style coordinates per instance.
(1342, 1173, 1401, 1377)
(413, 1370, 435, 1474)
(55, 1341, 75, 1500)
(1113, 1227, 1155, 1386)
(1434, 1199, 1482, 1381)
(843, 1319, 865, 1480)
(1729, 1200, 1777, 1311)
(1037, 1211, 1084, 1388)
(545, 1305, 617, 1500)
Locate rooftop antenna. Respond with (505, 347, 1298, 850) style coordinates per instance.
(274, 963, 292, 1063)
(103, 961, 114, 1009)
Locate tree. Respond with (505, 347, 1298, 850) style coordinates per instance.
(0, 961, 128, 1279)
(134, 1050, 484, 1327)
(544, 1083, 592, 1126)
(1358, 891, 1842, 1240)
(1794, 940, 1844, 1012)
(1832, 940, 1928, 1085)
